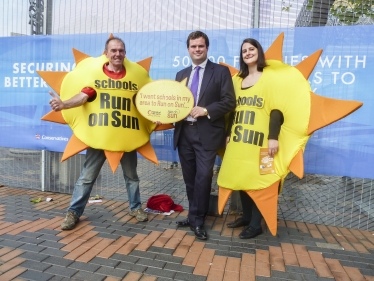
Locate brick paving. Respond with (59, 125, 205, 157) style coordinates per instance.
(0, 186, 373, 280)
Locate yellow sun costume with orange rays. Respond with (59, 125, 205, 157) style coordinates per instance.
(38, 48, 172, 172)
(217, 33, 362, 236)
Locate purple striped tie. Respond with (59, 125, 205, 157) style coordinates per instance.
(190, 66, 200, 104)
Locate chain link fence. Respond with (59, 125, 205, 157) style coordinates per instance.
(0, 0, 373, 231)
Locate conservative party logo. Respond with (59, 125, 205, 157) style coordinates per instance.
(35, 134, 68, 141)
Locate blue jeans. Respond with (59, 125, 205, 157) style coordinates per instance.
(68, 148, 141, 217)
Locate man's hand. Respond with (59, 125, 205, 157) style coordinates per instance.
(190, 106, 206, 119)
(49, 91, 64, 112)
(48, 91, 89, 111)
(268, 139, 279, 158)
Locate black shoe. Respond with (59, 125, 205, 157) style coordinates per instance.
(170, 162, 178, 169)
(176, 218, 190, 227)
(239, 226, 262, 239)
(227, 217, 250, 228)
(190, 226, 207, 240)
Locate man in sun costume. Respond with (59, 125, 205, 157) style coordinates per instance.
(217, 33, 362, 236)
(40, 36, 166, 230)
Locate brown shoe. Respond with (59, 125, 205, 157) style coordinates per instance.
(61, 211, 79, 230)
(129, 208, 148, 222)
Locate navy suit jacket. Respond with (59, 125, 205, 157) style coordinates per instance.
(174, 60, 235, 151)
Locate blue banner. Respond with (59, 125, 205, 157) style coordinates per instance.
(0, 26, 373, 178)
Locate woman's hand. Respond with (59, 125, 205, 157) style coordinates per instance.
(268, 139, 279, 158)
(226, 136, 230, 146)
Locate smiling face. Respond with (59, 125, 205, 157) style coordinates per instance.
(188, 37, 208, 65)
(105, 39, 126, 70)
(241, 42, 259, 66)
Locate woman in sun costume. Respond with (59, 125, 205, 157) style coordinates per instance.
(217, 33, 362, 236)
(222, 38, 284, 239)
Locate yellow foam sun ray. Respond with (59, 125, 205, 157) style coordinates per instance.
(136, 141, 158, 165)
(295, 49, 323, 79)
(245, 180, 280, 236)
(308, 92, 363, 135)
(264, 33, 284, 61)
(61, 134, 89, 162)
(36, 71, 68, 96)
(41, 110, 67, 124)
(137, 57, 153, 72)
(218, 187, 233, 215)
(72, 48, 90, 65)
(104, 151, 124, 173)
(289, 149, 304, 179)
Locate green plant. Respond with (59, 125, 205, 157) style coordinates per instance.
(307, 0, 374, 24)
(331, 0, 373, 24)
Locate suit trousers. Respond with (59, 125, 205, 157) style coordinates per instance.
(178, 123, 217, 227)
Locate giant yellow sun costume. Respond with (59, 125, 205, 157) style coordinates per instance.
(217, 33, 362, 235)
(37, 38, 172, 172)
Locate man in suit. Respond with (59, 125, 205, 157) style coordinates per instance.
(174, 31, 235, 240)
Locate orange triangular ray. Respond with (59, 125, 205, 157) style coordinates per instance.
(102, 34, 114, 55)
(41, 110, 67, 124)
(308, 92, 363, 135)
(289, 149, 304, 179)
(136, 141, 158, 165)
(104, 151, 124, 173)
(218, 187, 233, 215)
(219, 62, 239, 76)
(72, 48, 90, 65)
(61, 134, 89, 162)
(295, 49, 322, 79)
(246, 180, 280, 236)
(265, 33, 284, 61)
(137, 57, 152, 72)
(37, 71, 68, 96)
(154, 124, 174, 131)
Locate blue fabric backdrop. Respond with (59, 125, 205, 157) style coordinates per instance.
(0, 26, 372, 178)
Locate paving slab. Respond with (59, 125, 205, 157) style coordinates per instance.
(0, 185, 372, 280)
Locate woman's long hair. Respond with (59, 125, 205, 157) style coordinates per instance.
(238, 38, 267, 79)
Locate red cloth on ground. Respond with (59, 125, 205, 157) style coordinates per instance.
(147, 194, 183, 212)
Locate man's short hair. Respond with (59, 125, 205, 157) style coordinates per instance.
(187, 31, 209, 48)
(104, 37, 126, 52)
